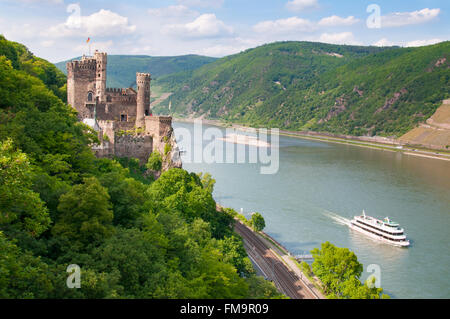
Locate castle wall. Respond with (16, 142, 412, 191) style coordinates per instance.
(96, 100, 137, 124)
(114, 134, 153, 164)
(145, 116, 173, 137)
(145, 116, 173, 154)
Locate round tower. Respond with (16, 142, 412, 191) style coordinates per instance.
(136, 72, 151, 129)
(94, 50, 107, 103)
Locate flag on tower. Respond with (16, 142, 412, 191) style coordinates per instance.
(86, 37, 91, 43)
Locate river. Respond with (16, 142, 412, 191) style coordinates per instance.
(173, 121, 450, 299)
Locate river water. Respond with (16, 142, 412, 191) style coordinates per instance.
(173, 121, 450, 299)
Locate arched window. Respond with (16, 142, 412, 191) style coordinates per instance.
(87, 92, 93, 102)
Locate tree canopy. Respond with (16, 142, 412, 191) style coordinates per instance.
(311, 242, 389, 299)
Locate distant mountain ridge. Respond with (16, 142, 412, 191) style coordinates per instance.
(55, 54, 217, 88)
(153, 41, 450, 138)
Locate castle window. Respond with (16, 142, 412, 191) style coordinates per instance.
(121, 114, 128, 122)
(87, 92, 93, 102)
(145, 110, 149, 116)
(106, 95, 111, 102)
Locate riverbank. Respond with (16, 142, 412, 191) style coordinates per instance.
(173, 117, 450, 162)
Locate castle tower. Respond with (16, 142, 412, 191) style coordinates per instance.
(66, 56, 97, 119)
(136, 72, 151, 129)
(94, 50, 107, 103)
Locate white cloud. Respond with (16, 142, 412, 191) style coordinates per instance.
(199, 44, 245, 57)
(40, 40, 54, 47)
(405, 38, 443, 47)
(381, 8, 440, 28)
(286, 0, 318, 12)
(318, 32, 361, 45)
(253, 17, 315, 34)
(148, 5, 198, 20)
(74, 40, 113, 53)
(12, 0, 63, 4)
(163, 14, 233, 39)
(372, 38, 395, 47)
(318, 15, 359, 27)
(3, 23, 39, 39)
(196, 37, 264, 57)
(176, 0, 224, 8)
(43, 9, 136, 38)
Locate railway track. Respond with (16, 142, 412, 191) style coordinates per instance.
(234, 221, 319, 299)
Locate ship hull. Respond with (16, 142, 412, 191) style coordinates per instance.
(349, 221, 410, 247)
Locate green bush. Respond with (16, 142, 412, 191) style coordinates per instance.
(146, 150, 162, 171)
(164, 142, 172, 155)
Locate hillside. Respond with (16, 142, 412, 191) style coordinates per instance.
(55, 54, 216, 88)
(154, 41, 450, 137)
(0, 35, 282, 299)
(399, 99, 450, 149)
(0, 35, 67, 101)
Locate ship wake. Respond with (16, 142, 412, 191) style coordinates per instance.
(323, 210, 351, 226)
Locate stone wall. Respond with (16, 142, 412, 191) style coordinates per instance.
(114, 134, 153, 164)
(145, 116, 173, 154)
(96, 100, 138, 124)
(67, 58, 97, 119)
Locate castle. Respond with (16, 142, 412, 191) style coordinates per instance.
(67, 50, 181, 168)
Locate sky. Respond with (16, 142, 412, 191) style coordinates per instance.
(0, 0, 448, 62)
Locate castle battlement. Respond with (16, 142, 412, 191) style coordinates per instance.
(67, 59, 97, 71)
(106, 88, 137, 96)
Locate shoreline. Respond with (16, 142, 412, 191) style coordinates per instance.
(173, 117, 450, 162)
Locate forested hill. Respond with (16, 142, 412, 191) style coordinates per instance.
(154, 41, 450, 137)
(0, 35, 67, 102)
(55, 54, 216, 88)
(0, 35, 284, 299)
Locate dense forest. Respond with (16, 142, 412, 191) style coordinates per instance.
(55, 54, 217, 88)
(154, 41, 450, 137)
(0, 35, 284, 299)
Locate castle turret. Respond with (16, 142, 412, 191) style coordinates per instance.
(136, 72, 151, 129)
(94, 50, 107, 103)
(66, 56, 97, 119)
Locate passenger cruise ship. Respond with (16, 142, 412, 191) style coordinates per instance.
(349, 211, 410, 247)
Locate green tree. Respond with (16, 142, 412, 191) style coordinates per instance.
(219, 235, 254, 276)
(0, 231, 53, 298)
(245, 275, 287, 299)
(146, 168, 232, 239)
(146, 150, 162, 171)
(311, 241, 389, 299)
(251, 212, 265, 232)
(97, 161, 148, 227)
(198, 172, 216, 194)
(0, 139, 50, 237)
(52, 177, 114, 249)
